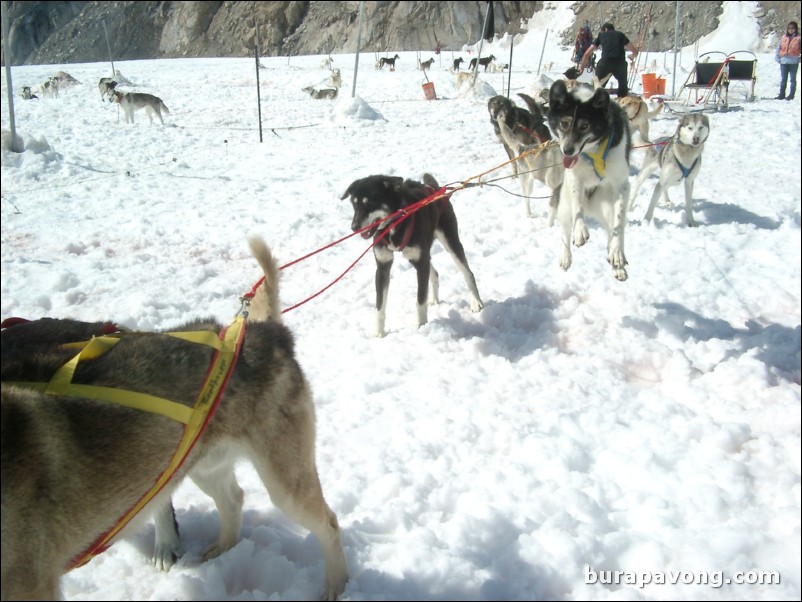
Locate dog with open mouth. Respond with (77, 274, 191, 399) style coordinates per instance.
(341, 174, 483, 337)
(547, 79, 632, 281)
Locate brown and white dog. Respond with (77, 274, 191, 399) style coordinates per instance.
(303, 85, 338, 99)
(111, 90, 170, 125)
(0, 237, 349, 601)
(616, 95, 663, 143)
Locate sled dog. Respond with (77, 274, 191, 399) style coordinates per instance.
(341, 174, 483, 337)
(630, 113, 710, 227)
(0, 237, 348, 601)
(547, 80, 632, 281)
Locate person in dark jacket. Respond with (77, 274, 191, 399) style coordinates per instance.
(579, 22, 638, 97)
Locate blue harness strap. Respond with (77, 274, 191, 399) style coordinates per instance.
(674, 156, 699, 179)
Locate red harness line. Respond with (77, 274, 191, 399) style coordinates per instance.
(242, 186, 451, 313)
(67, 318, 247, 570)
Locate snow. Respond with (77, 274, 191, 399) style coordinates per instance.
(1, 1, 799, 600)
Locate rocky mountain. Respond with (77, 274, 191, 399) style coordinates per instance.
(2, 1, 799, 66)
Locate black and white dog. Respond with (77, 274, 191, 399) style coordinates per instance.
(547, 80, 632, 281)
(487, 93, 557, 218)
(378, 54, 400, 70)
(629, 113, 710, 227)
(341, 174, 483, 337)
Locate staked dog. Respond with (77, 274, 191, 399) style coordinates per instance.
(0, 237, 349, 601)
(487, 93, 560, 219)
(547, 79, 632, 281)
(111, 90, 170, 125)
(616, 95, 663, 143)
(303, 85, 338, 99)
(378, 54, 400, 70)
(420, 58, 435, 71)
(341, 174, 483, 337)
(98, 77, 117, 101)
(630, 113, 710, 227)
(452, 57, 464, 72)
(469, 55, 496, 72)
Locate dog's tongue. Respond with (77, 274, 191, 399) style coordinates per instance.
(563, 154, 579, 169)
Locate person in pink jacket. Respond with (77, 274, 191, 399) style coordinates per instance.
(775, 21, 801, 100)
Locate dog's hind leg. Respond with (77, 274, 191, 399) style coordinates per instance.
(428, 265, 440, 305)
(643, 181, 664, 224)
(247, 385, 348, 601)
(408, 254, 433, 327)
(152, 499, 184, 571)
(188, 449, 245, 561)
(433, 227, 483, 312)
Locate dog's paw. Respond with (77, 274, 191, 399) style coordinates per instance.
(559, 248, 572, 271)
(572, 220, 589, 247)
(152, 541, 184, 572)
(613, 266, 628, 281)
(201, 541, 231, 562)
(470, 298, 484, 312)
(608, 246, 627, 270)
(686, 216, 698, 227)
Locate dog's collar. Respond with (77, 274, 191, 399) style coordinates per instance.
(580, 124, 614, 179)
(379, 212, 415, 251)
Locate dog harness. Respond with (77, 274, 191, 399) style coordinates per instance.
(3, 316, 247, 569)
(580, 122, 615, 179)
(674, 155, 699, 179)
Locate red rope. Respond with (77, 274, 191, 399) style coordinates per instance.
(242, 187, 450, 313)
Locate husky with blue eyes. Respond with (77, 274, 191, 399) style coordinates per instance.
(547, 80, 632, 281)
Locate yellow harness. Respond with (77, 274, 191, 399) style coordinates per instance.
(5, 316, 247, 569)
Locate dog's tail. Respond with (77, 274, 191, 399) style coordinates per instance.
(647, 99, 663, 119)
(160, 100, 170, 115)
(247, 236, 282, 323)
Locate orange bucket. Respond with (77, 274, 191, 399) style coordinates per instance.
(641, 72, 657, 98)
(422, 81, 437, 100)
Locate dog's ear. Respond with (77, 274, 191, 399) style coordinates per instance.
(591, 87, 611, 110)
(422, 173, 440, 190)
(549, 79, 569, 107)
(517, 93, 545, 119)
(340, 182, 355, 200)
(382, 176, 404, 192)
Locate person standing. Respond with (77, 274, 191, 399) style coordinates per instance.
(573, 24, 593, 70)
(579, 22, 638, 97)
(776, 21, 801, 100)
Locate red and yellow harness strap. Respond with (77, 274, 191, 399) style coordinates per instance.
(4, 316, 247, 570)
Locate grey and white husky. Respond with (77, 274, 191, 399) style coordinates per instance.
(112, 90, 170, 125)
(547, 80, 632, 281)
(630, 113, 710, 227)
(0, 237, 348, 601)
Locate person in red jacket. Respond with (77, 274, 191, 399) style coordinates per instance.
(776, 21, 801, 100)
